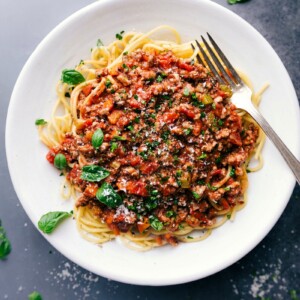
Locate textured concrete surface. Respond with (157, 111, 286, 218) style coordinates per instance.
(0, 0, 299, 299)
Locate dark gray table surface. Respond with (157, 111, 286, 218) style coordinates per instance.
(0, 0, 299, 299)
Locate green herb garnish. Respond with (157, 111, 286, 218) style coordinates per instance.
(92, 128, 104, 149)
(228, 0, 250, 4)
(35, 119, 47, 126)
(96, 38, 104, 47)
(149, 216, 163, 231)
(81, 165, 110, 182)
(96, 182, 122, 208)
(192, 191, 201, 200)
(0, 220, 11, 260)
(110, 142, 118, 152)
(183, 87, 190, 96)
(54, 153, 67, 170)
(198, 153, 207, 160)
(61, 69, 85, 85)
(116, 30, 125, 40)
(28, 291, 43, 300)
(38, 211, 72, 234)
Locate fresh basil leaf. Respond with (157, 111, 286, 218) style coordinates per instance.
(228, 0, 250, 4)
(0, 221, 11, 260)
(28, 291, 43, 300)
(54, 153, 67, 170)
(35, 119, 47, 126)
(61, 69, 85, 85)
(149, 216, 163, 231)
(92, 128, 104, 149)
(81, 165, 110, 182)
(38, 211, 72, 234)
(0, 238, 11, 260)
(96, 182, 122, 208)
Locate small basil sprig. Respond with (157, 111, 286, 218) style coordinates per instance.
(228, 0, 250, 4)
(28, 291, 43, 300)
(54, 153, 67, 170)
(0, 220, 11, 260)
(38, 211, 72, 234)
(149, 216, 163, 231)
(35, 119, 47, 126)
(61, 69, 85, 85)
(92, 129, 104, 149)
(81, 165, 110, 182)
(96, 182, 122, 208)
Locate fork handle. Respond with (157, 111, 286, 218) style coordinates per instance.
(246, 105, 300, 185)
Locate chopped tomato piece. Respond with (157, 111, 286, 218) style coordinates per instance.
(126, 180, 148, 196)
(83, 184, 98, 198)
(162, 111, 179, 124)
(140, 162, 159, 175)
(229, 132, 242, 146)
(108, 110, 124, 124)
(221, 199, 230, 210)
(193, 121, 202, 136)
(137, 221, 150, 234)
(46, 149, 56, 164)
(82, 84, 93, 96)
(102, 98, 114, 112)
(178, 62, 194, 71)
(83, 118, 93, 128)
(128, 99, 142, 109)
(116, 115, 130, 128)
(179, 104, 196, 119)
(127, 154, 142, 167)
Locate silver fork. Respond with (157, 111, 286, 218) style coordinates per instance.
(193, 34, 300, 185)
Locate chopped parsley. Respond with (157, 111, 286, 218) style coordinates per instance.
(184, 128, 192, 135)
(192, 191, 201, 200)
(207, 183, 218, 191)
(230, 167, 236, 177)
(116, 30, 125, 40)
(161, 130, 170, 141)
(110, 142, 118, 152)
(149, 216, 163, 231)
(166, 211, 176, 218)
(156, 75, 163, 83)
(105, 79, 112, 88)
(198, 153, 207, 160)
(183, 87, 190, 96)
(96, 38, 104, 47)
(35, 119, 47, 126)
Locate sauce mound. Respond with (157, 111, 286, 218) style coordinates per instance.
(47, 50, 258, 245)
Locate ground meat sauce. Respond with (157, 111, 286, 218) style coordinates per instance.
(47, 50, 258, 245)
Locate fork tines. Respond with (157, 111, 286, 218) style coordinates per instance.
(192, 34, 243, 87)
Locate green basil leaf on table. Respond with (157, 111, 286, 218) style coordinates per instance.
(38, 211, 72, 234)
(61, 69, 85, 85)
(81, 165, 110, 182)
(96, 182, 122, 208)
(28, 291, 43, 300)
(0, 220, 11, 260)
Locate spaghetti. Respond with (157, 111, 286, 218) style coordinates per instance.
(37, 26, 265, 251)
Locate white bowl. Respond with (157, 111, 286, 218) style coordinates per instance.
(6, 0, 300, 286)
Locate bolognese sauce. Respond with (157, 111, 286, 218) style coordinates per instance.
(46, 50, 258, 245)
